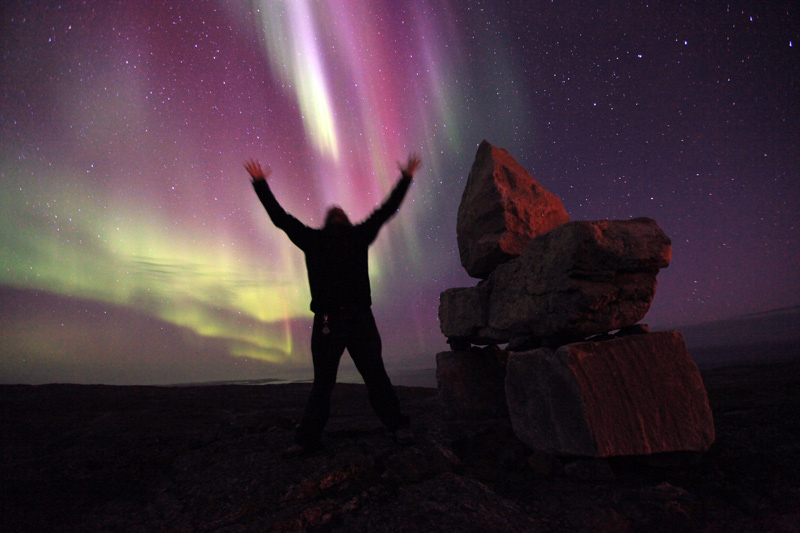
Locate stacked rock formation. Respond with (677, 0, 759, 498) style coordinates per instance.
(437, 141, 715, 457)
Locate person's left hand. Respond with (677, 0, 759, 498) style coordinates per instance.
(399, 153, 422, 179)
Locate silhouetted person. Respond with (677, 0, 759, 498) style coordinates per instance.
(245, 155, 421, 453)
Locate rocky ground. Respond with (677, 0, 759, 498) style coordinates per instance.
(2, 357, 799, 532)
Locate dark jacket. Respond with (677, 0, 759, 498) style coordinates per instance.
(253, 174, 412, 313)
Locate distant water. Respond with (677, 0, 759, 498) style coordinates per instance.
(180, 367, 437, 389)
(335, 367, 437, 388)
(173, 377, 286, 387)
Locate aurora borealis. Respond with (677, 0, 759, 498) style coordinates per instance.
(2, 1, 798, 384)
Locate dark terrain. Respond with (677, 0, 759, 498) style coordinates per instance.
(2, 357, 799, 531)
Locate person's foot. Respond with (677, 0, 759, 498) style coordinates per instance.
(282, 441, 324, 458)
(393, 426, 415, 445)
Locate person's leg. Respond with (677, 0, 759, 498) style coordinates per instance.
(295, 313, 345, 447)
(346, 310, 410, 432)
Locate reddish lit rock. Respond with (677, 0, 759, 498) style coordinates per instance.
(488, 217, 671, 338)
(440, 217, 672, 344)
(457, 140, 570, 279)
(505, 331, 715, 457)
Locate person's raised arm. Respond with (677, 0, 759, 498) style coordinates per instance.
(360, 153, 421, 241)
(245, 159, 311, 247)
(246, 158, 286, 225)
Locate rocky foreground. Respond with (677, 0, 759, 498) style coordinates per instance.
(2, 357, 799, 532)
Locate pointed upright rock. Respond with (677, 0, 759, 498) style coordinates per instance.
(457, 140, 570, 279)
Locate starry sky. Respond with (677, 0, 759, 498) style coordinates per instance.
(1, 1, 798, 385)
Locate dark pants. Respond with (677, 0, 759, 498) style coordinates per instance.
(296, 308, 409, 446)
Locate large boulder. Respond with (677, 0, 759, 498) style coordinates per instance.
(489, 217, 671, 337)
(439, 217, 671, 343)
(505, 331, 715, 457)
(457, 140, 570, 279)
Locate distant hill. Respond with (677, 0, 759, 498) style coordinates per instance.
(670, 306, 800, 368)
(675, 305, 800, 349)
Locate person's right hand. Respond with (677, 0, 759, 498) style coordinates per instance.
(244, 159, 271, 182)
(399, 153, 422, 179)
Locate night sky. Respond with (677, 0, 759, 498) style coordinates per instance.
(2, 1, 798, 385)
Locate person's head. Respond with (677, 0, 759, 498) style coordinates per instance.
(324, 206, 352, 228)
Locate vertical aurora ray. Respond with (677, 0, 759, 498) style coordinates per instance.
(253, 0, 340, 161)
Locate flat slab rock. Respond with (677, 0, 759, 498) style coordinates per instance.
(457, 140, 570, 279)
(505, 331, 715, 457)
